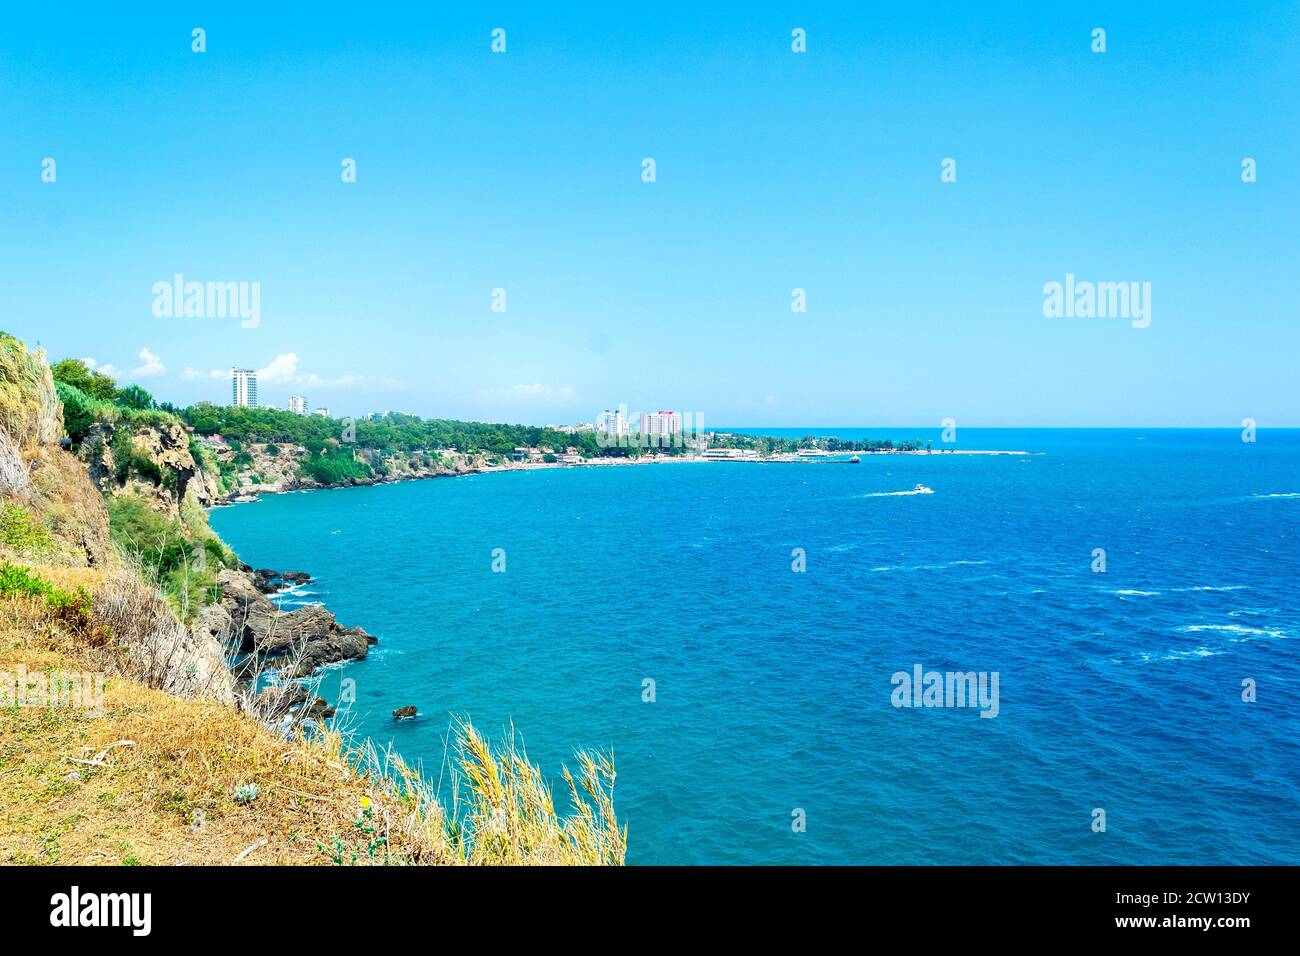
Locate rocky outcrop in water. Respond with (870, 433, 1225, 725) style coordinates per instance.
(251, 568, 314, 594)
(257, 682, 336, 721)
(212, 567, 376, 679)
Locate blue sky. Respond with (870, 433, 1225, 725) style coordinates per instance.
(2, 2, 1297, 426)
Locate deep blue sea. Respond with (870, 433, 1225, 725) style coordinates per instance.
(211, 428, 1300, 864)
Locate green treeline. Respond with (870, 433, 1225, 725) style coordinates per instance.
(49, 356, 929, 468)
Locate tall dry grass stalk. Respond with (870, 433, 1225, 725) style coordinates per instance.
(0, 333, 61, 449)
(344, 719, 626, 865)
(80, 567, 235, 704)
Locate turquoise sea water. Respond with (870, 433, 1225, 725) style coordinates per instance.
(211, 429, 1300, 864)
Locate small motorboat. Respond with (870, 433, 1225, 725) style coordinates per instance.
(913, 483, 934, 494)
(849, 455, 860, 463)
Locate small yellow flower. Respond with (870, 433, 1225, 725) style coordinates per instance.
(359, 796, 371, 809)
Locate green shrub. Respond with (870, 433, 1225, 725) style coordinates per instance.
(115, 383, 154, 410)
(298, 447, 371, 484)
(50, 358, 117, 401)
(55, 382, 119, 443)
(0, 504, 52, 554)
(110, 430, 164, 485)
(107, 494, 233, 618)
(0, 561, 57, 599)
(0, 561, 93, 629)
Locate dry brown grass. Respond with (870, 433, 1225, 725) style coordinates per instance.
(0, 564, 626, 866)
(354, 719, 626, 865)
(0, 333, 61, 450)
(0, 647, 376, 865)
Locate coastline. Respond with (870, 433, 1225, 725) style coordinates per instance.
(213, 447, 1039, 505)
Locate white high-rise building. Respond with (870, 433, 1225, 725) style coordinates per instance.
(639, 411, 681, 436)
(231, 368, 258, 408)
(288, 394, 307, 415)
(602, 407, 629, 436)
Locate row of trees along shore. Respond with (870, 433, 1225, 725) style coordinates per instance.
(49, 358, 928, 467)
(180, 404, 929, 456)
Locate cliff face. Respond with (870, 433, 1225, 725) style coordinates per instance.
(81, 420, 222, 516)
(211, 439, 487, 499)
(1, 334, 381, 710)
(0, 332, 232, 703)
(0, 335, 109, 567)
(359, 447, 486, 484)
(206, 439, 307, 497)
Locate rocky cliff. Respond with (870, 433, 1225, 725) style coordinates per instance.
(208, 438, 488, 501)
(0, 333, 376, 710)
(0, 338, 110, 567)
(80, 420, 223, 516)
(0, 332, 625, 867)
(0, 333, 230, 702)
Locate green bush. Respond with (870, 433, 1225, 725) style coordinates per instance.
(110, 429, 164, 485)
(115, 383, 154, 410)
(0, 561, 93, 629)
(0, 560, 58, 599)
(50, 358, 117, 401)
(0, 504, 52, 554)
(107, 494, 234, 618)
(55, 382, 119, 443)
(298, 447, 371, 484)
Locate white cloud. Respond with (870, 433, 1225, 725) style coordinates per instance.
(512, 383, 576, 401)
(257, 353, 302, 384)
(187, 354, 392, 391)
(132, 348, 165, 377)
(255, 352, 374, 388)
(79, 356, 120, 376)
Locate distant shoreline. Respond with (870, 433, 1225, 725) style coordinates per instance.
(213, 447, 1039, 506)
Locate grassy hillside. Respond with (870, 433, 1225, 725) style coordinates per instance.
(0, 332, 626, 865)
(1, 588, 623, 864)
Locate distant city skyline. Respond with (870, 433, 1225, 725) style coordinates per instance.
(4, 4, 1298, 426)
